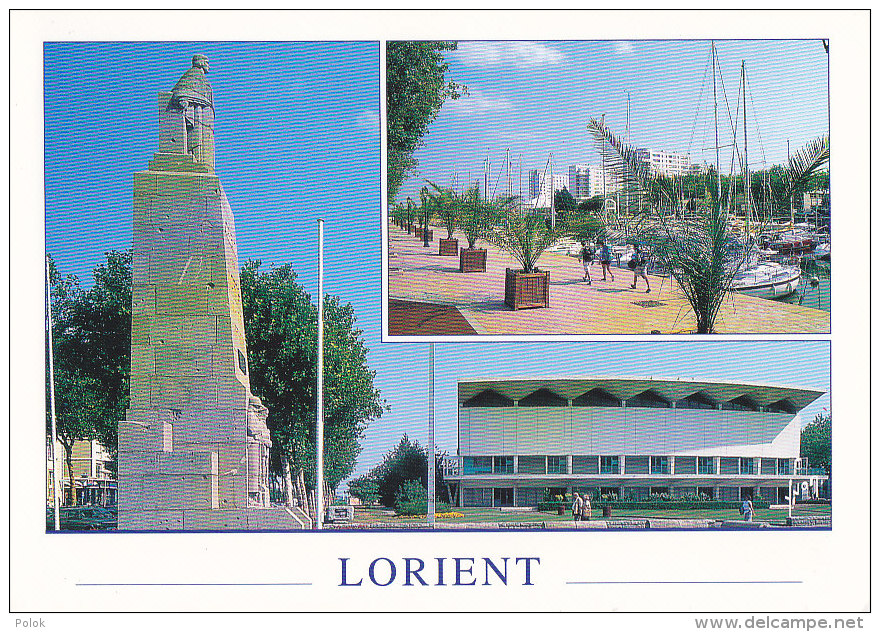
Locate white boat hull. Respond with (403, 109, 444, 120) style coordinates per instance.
(732, 263, 801, 300)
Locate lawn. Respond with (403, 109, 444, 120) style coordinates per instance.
(347, 504, 830, 528)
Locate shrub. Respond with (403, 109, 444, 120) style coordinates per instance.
(394, 478, 452, 516)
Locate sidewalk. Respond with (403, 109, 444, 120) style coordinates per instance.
(388, 223, 830, 335)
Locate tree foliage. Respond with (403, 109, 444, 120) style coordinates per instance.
(386, 41, 467, 201)
(800, 412, 831, 474)
(486, 209, 567, 274)
(347, 434, 448, 508)
(47, 252, 132, 502)
(554, 187, 577, 213)
(240, 260, 385, 491)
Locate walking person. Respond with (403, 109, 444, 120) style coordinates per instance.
(629, 244, 651, 293)
(598, 240, 614, 282)
(579, 240, 595, 284)
(741, 496, 754, 522)
(571, 492, 583, 522)
(580, 493, 592, 522)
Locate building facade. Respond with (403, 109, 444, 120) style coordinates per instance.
(446, 378, 827, 508)
(528, 169, 568, 207)
(47, 438, 117, 507)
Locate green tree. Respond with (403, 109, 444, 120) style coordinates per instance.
(554, 187, 577, 214)
(800, 412, 831, 474)
(386, 41, 467, 201)
(487, 209, 567, 273)
(46, 252, 131, 501)
(348, 434, 448, 508)
(240, 260, 385, 491)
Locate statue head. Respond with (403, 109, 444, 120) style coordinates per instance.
(192, 54, 209, 74)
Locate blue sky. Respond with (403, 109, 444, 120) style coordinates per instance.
(398, 39, 829, 201)
(45, 42, 829, 482)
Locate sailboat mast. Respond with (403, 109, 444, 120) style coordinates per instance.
(743, 60, 749, 238)
(507, 148, 511, 199)
(712, 41, 722, 210)
(550, 153, 555, 228)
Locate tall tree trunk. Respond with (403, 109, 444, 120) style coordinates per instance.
(62, 440, 75, 506)
(282, 457, 294, 507)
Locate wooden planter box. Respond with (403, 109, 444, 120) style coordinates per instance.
(439, 238, 459, 256)
(459, 248, 487, 272)
(504, 268, 549, 310)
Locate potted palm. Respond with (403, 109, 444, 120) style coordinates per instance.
(457, 185, 507, 273)
(487, 209, 566, 310)
(428, 181, 459, 256)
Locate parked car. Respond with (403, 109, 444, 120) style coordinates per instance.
(46, 506, 117, 531)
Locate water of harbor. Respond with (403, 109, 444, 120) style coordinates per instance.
(778, 257, 830, 312)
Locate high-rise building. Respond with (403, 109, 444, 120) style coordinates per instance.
(528, 169, 568, 207)
(639, 148, 694, 178)
(568, 165, 621, 200)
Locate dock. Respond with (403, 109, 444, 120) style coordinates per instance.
(387, 223, 830, 336)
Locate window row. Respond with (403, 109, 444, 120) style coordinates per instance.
(461, 456, 795, 476)
(462, 388, 797, 413)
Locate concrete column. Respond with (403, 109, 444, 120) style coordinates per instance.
(669, 455, 675, 476)
(513, 486, 518, 508)
(566, 455, 573, 474)
(619, 455, 626, 475)
(714, 456, 721, 475)
(513, 455, 519, 474)
(618, 485, 625, 501)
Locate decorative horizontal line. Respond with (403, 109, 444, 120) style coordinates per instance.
(566, 580, 801, 585)
(77, 582, 312, 587)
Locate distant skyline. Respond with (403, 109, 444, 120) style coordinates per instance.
(44, 43, 829, 484)
(397, 39, 829, 201)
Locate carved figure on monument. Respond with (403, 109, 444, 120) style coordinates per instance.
(117, 56, 309, 530)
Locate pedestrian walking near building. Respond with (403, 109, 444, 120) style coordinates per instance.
(599, 241, 614, 282)
(629, 244, 651, 293)
(571, 492, 583, 522)
(741, 496, 754, 522)
(579, 241, 595, 284)
(580, 494, 592, 521)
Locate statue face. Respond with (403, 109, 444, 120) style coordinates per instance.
(192, 54, 210, 73)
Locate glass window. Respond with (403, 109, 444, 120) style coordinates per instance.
(698, 457, 715, 474)
(547, 456, 566, 474)
(600, 456, 619, 474)
(650, 456, 669, 474)
(493, 456, 514, 474)
(463, 457, 492, 475)
(493, 488, 513, 506)
(739, 458, 755, 475)
(777, 459, 792, 476)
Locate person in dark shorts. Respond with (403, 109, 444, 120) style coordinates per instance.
(629, 244, 651, 293)
(598, 240, 614, 282)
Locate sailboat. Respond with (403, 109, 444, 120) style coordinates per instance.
(723, 56, 801, 300)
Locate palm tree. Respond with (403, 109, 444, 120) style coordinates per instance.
(488, 209, 567, 274)
(426, 180, 459, 240)
(588, 117, 740, 333)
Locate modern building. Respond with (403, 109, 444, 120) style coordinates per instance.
(528, 169, 568, 207)
(636, 148, 699, 178)
(444, 377, 827, 508)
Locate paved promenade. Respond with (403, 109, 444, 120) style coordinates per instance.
(387, 223, 830, 335)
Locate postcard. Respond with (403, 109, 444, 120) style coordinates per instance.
(9, 8, 871, 626)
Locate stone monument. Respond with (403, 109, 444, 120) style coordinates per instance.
(118, 56, 309, 530)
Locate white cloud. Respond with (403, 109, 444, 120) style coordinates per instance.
(443, 90, 513, 117)
(613, 41, 635, 56)
(455, 41, 565, 68)
(354, 109, 380, 134)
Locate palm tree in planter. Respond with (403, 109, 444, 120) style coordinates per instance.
(427, 180, 460, 256)
(458, 185, 512, 273)
(488, 209, 568, 310)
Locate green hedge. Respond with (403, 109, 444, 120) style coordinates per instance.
(538, 500, 770, 511)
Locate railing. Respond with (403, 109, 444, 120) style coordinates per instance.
(796, 467, 828, 476)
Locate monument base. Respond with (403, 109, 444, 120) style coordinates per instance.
(118, 506, 311, 531)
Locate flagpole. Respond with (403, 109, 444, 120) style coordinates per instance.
(45, 257, 61, 529)
(427, 343, 435, 527)
(316, 219, 324, 530)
